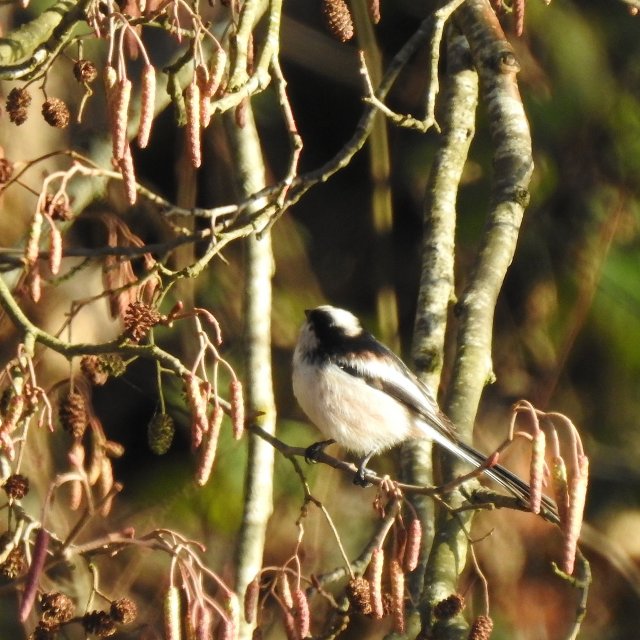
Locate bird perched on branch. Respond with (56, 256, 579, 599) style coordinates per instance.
(292, 304, 555, 515)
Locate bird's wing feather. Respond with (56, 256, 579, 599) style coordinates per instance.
(331, 338, 458, 440)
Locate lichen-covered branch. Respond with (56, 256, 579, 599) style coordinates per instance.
(420, 0, 534, 635)
(222, 109, 276, 640)
(0, 0, 88, 79)
(403, 31, 478, 605)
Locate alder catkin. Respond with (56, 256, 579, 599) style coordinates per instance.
(551, 455, 569, 527)
(367, 0, 380, 23)
(185, 374, 207, 449)
(367, 548, 384, 620)
(24, 210, 43, 266)
(562, 455, 589, 575)
(230, 379, 244, 440)
(529, 429, 546, 514)
(137, 64, 156, 148)
(195, 404, 223, 486)
(184, 80, 201, 168)
(119, 143, 137, 205)
(277, 571, 294, 609)
(389, 560, 405, 633)
(206, 48, 227, 97)
(244, 575, 260, 623)
(26, 264, 42, 303)
(48, 221, 62, 275)
(163, 586, 181, 640)
(195, 606, 211, 640)
(402, 518, 422, 572)
(113, 78, 132, 161)
(19, 528, 49, 622)
(292, 589, 310, 638)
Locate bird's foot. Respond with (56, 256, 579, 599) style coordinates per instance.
(353, 451, 376, 487)
(304, 439, 336, 464)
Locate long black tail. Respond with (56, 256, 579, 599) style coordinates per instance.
(431, 432, 559, 523)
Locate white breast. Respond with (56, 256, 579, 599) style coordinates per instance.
(292, 353, 414, 456)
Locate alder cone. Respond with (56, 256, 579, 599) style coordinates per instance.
(322, 0, 354, 42)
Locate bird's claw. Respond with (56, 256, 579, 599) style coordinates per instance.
(304, 439, 335, 464)
(352, 466, 372, 488)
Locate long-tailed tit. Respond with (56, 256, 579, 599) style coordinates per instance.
(292, 305, 550, 510)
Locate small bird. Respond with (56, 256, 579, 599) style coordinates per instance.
(292, 305, 552, 512)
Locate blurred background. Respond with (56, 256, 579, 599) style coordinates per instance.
(1, 0, 640, 638)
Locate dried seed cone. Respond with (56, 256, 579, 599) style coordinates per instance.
(230, 379, 244, 439)
(42, 98, 70, 128)
(59, 390, 87, 438)
(148, 413, 175, 455)
(293, 589, 310, 638)
(123, 301, 161, 342)
(403, 518, 422, 572)
(0, 545, 26, 579)
(29, 624, 57, 640)
(98, 354, 126, 377)
(83, 610, 117, 637)
(195, 404, 223, 486)
(433, 593, 465, 619)
(164, 586, 181, 640)
(468, 615, 494, 640)
(322, 0, 354, 42)
(6, 87, 31, 125)
(137, 64, 156, 148)
(346, 576, 371, 615)
(562, 455, 589, 575)
(112, 78, 132, 161)
(74, 59, 98, 84)
(81, 355, 109, 386)
(185, 80, 202, 168)
(244, 575, 260, 623)
(110, 597, 137, 624)
(529, 429, 546, 514)
(3, 473, 29, 499)
(40, 591, 75, 625)
(367, 548, 384, 620)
